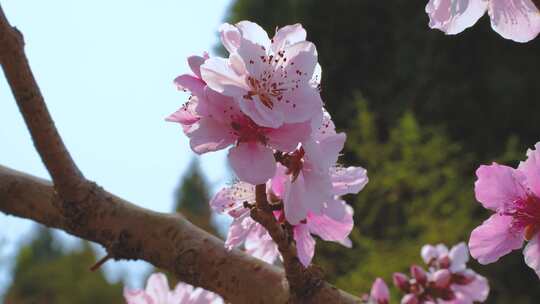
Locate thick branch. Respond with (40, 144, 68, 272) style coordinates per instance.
(0, 165, 360, 304)
(0, 4, 85, 202)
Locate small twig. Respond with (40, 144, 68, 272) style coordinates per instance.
(251, 184, 322, 302)
(90, 254, 112, 271)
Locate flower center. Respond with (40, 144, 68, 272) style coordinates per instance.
(231, 115, 269, 145)
(508, 194, 540, 240)
(276, 148, 305, 182)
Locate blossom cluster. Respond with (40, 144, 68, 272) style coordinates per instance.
(363, 243, 489, 304)
(425, 0, 540, 42)
(169, 21, 368, 266)
(124, 273, 223, 304)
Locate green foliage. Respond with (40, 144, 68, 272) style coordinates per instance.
(4, 228, 122, 304)
(174, 158, 216, 235)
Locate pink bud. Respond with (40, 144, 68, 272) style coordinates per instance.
(433, 269, 451, 288)
(393, 272, 410, 291)
(370, 278, 390, 304)
(410, 265, 427, 285)
(401, 294, 419, 304)
(438, 255, 451, 269)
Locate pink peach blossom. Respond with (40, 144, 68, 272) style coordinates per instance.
(168, 54, 311, 184)
(469, 142, 540, 278)
(123, 273, 223, 304)
(362, 278, 390, 304)
(426, 0, 540, 42)
(201, 21, 323, 128)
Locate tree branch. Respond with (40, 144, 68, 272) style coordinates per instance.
(0, 165, 360, 303)
(251, 184, 324, 301)
(0, 4, 85, 202)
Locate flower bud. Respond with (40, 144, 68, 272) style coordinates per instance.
(401, 294, 419, 304)
(393, 272, 410, 292)
(410, 265, 427, 285)
(433, 269, 451, 288)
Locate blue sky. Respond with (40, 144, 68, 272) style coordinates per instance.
(0, 0, 233, 291)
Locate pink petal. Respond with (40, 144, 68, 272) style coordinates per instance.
(301, 164, 333, 215)
(271, 23, 307, 53)
(219, 23, 241, 54)
(266, 121, 311, 152)
(488, 0, 540, 42)
(166, 104, 199, 127)
(322, 198, 347, 221)
(238, 94, 285, 128)
(123, 288, 154, 304)
(236, 21, 271, 49)
(451, 271, 490, 302)
(200, 57, 249, 97)
(303, 132, 346, 172)
(474, 163, 526, 211)
(283, 175, 309, 225)
(331, 166, 369, 196)
(370, 278, 390, 304)
(171, 283, 193, 304)
(293, 224, 316, 267)
(173, 74, 206, 98)
(225, 214, 255, 250)
(187, 118, 235, 154)
(421, 244, 439, 264)
(145, 273, 170, 303)
(197, 87, 241, 125)
(270, 164, 288, 198)
(518, 142, 540, 198)
(187, 55, 207, 79)
(307, 205, 353, 243)
(425, 0, 488, 35)
(245, 224, 279, 263)
(449, 242, 469, 272)
(228, 143, 276, 185)
(469, 214, 524, 264)
(278, 84, 324, 125)
(313, 110, 336, 141)
(524, 232, 540, 278)
(236, 37, 270, 79)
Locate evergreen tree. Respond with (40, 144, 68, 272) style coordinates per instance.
(4, 227, 122, 304)
(174, 158, 216, 235)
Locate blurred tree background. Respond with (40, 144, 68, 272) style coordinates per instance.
(225, 1, 540, 303)
(3, 228, 123, 304)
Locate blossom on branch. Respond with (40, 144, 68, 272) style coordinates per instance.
(123, 273, 223, 304)
(393, 243, 489, 303)
(425, 0, 540, 42)
(469, 142, 540, 278)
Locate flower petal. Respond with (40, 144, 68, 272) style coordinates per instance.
(331, 166, 369, 196)
(488, 0, 540, 43)
(307, 204, 353, 243)
(451, 271, 490, 302)
(245, 224, 279, 263)
(236, 20, 271, 49)
(283, 175, 309, 225)
(474, 163, 526, 211)
(425, 0, 488, 35)
(238, 94, 285, 128)
(421, 244, 439, 264)
(187, 118, 235, 154)
(219, 23, 242, 54)
(449, 242, 469, 272)
(200, 57, 249, 97)
(370, 278, 390, 304)
(266, 121, 310, 152)
(123, 288, 154, 304)
(271, 23, 307, 53)
(469, 214, 524, 264)
(225, 213, 255, 249)
(173, 74, 206, 98)
(228, 143, 276, 184)
(518, 142, 540, 198)
(145, 273, 170, 303)
(187, 55, 207, 79)
(293, 224, 316, 267)
(524, 232, 540, 278)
